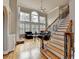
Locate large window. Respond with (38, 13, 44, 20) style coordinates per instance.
(40, 16, 46, 24)
(40, 25, 46, 31)
(20, 12, 30, 22)
(39, 16, 46, 31)
(31, 11, 38, 22)
(19, 23, 25, 34)
(25, 23, 30, 32)
(19, 12, 30, 34)
(19, 11, 46, 34)
(31, 24, 39, 33)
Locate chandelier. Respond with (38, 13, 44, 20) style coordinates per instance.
(40, 0, 46, 13)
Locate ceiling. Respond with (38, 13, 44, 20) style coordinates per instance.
(17, 0, 69, 14)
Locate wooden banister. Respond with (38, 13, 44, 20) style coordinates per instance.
(65, 32, 74, 59)
(64, 20, 74, 59)
(66, 20, 72, 32)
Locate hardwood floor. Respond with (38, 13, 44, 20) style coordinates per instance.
(3, 38, 47, 59)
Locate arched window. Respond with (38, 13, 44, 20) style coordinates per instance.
(20, 12, 30, 21)
(31, 11, 38, 22)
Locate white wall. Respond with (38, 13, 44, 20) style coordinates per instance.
(16, 7, 20, 41)
(3, 0, 17, 54)
(69, 0, 75, 32)
(3, 0, 9, 54)
(3, 10, 8, 53)
(69, 0, 75, 20)
(47, 7, 59, 26)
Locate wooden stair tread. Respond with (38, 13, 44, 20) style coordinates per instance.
(45, 45, 64, 59)
(53, 34, 64, 37)
(58, 28, 67, 30)
(41, 49, 60, 59)
(51, 39, 64, 44)
(53, 33, 64, 36)
(58, 26, 67, 28)
(53, 34, 64, 40)
(52, 37, 64, 41)
(46, 50, 60, 59)
(59, 25, 68, 27)
(41, 49, 51, 59)
(60, 23, 69, 25)
(46, 42, 64, 51)
(46, 43, 64, 56)
(60, 24, 68, 26)
(54, 32, 64, 35)
(40, 53, 47, 59)
(57, 29, 66, 32)
(60, 24, 69, 26)
(49, 40, 64, 47)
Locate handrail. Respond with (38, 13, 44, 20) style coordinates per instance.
(44, 4, 69, 32)
(45, 16, 59, 31)
(45, 12, 69, 31)
(66, 20, 72, 32)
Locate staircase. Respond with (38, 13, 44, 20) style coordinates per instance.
(41, 19, 73, 59)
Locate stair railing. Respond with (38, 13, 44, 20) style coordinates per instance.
(64, 20, 74, 59)
(45, 16, 64, 34)
(45, 16, 59, 31)
(45, 5, 69, 33)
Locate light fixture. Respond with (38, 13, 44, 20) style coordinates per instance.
(40, 0, 46, 13)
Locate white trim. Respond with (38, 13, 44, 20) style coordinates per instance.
(7, 34, 16, 52)
(8, 47, 15, 53)
(3, 48, 15, 55)
(3, 50, 8, 55)
(47, 7, 59, 14)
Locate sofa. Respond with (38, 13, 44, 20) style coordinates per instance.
(25, 32, 33, 39)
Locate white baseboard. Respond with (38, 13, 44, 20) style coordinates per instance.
(8, 47, 15, 53)
(3, 34, 15, 55)
(3, 48, 15, 55)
